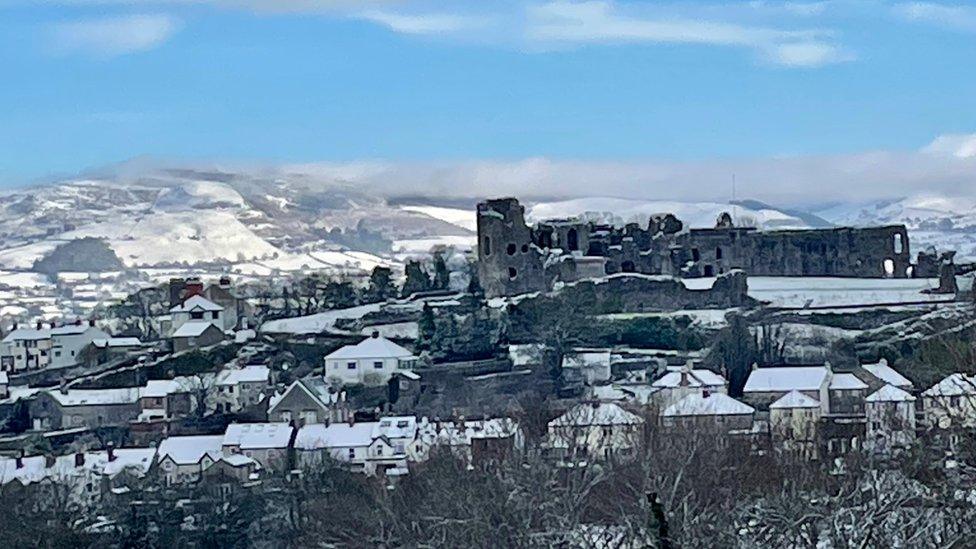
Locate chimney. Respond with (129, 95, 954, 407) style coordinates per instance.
(107, 442, 116, 463)
(75, 319, 82, 327)
(44, 454, 55, 468)
(49, 322, 56, 329)
(74, 452, 85, 468)
(371, 330, 380, 339)
(702, 388, 711, 398)
(878, 358, 888, 367)
(219, 275, 231, 289)
(15, 450, 24, 469)
(11, 322, 17, 330)
(89, 319, 95, 327)
(59, 378, 68, 395)
(824, 360, 832, 373)
(36, 321, 42, 330)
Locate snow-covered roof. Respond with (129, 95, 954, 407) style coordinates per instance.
(216, 365, 270, 386)
(0, 448, 156, 486)
(866, 384, 916, 403)
(46, 387, 141, 406)
(663, 392, 755, 417)
(268, 378, 344, 411)
(92, 337, 142, 348)
(2, 328, 49, 342)
(141, 379, 179, 398)
(172, 320, 219, 338)
(0, 372, 7, 385)
(325, 335, 415, 360)
(652, 368, 726, 389)
(549, 402, 644, 427)
(213, 453, 258, 468)
(295, 422, 376, 450)
(157, 435, 224, 465)
(49, 324, 103, 336)
(770, 390, 821, 409)
(829, 373, 868, 391)
(922, 373, 976, 397)
(862, 359, 913, 389)
(373, 416, 417, 440)
(743, 366, 828, 393)
(418, 418, 520, 447)
(223, 423, 292, 449)
(562, 350, 611, 369)
(170, 295, 223, 313)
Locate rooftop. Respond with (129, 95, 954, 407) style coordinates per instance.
(663, 392, 755, 417)
(325, 334, 415, 361)
(170, 295, 223, 313)
(866, 384, 916, 403)
(862, 359, 913, 389)
(743, 366, 829, 393)
(770, 390, 821, 409)
(549, 402, 644, 427)
(223, 423, 293, 449)
(157, 435, 224, 465)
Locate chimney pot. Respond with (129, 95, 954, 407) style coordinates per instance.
(371, 330, 380, 339)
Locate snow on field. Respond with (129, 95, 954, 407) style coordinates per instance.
(261, 303, 382, 334)
(308, 250, 390, 271)
(393, 235, 477, 255)
(601, 309, 734, 329)
(153, 181, 246, 211)
(400, 205, 477, 232)
(732, 277, 949, 308)
(0, 241, 61, 270)
(526, 198, 807, 229)
(63, 211, 280, 267)
(0, 271, 53, 289)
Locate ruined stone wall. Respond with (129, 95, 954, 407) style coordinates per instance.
(476, 198, 914, 298)
(476, 198, 549, 298)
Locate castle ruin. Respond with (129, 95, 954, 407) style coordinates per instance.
(477, 198, 913, 298)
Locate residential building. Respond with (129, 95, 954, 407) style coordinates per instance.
(214, 365, 271, 413)
(267, 378, 350, 426)
(546, 402, 644, 463)
(865, 384, 917, 454)
(169, 295, 225, 335)
(661, 390, 755, 434)
(294, 417, 420, 476)
(0, 327, 53, 372)
(221, 423, 294, 472)
(861, 359, 913, 391)
(769, 390, 821, 460)
(417, 417, 524, 466)
(171, 321, 226, 353)
(155, 434, 224, 485)
(921, 373, 976, 429)
(828, 373, 869, 415)
(323, 332, 417, 386)
(651, 363, 727, 410)
(562, 349, 612, 386)
(742, 365, 832, 413)
(29, 387, 141, 430)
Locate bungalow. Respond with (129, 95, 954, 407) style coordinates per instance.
(267, 378, 350, 426)
(323, 332, 417, 386)
(546, 402, 644, 463)
(155, 434, 224, 485)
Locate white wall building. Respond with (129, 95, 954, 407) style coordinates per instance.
(921, 373, 976, 430)
(214, 365, 271, 413)
(169, 295, 225, 335)
(769, 390, 822, 460)
(155, 434, 224, 485)
(323, 333, 417, 386)
(743, 366, 832, 413)
(651, 363, 727, 410)
(865, 384, 917, 454)
(547, 402, 644, 463)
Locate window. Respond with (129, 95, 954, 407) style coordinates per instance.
(483, 236, 491, 256)
(567, 228, 579, 251)
(348, 448, 355, 460)
(280, 411, 293, 423)
(521, 244, 529, 253)
(376, 446, 383, 456)
(703, 265, 714, 277)
(506, 243, 517, 256)
(347, 361, 357, 370)
(212, 311, 219, 319)
(715, 247, 723, 260)
(691, 248, 700, 262)
(191, 311, 204, 320)
(374, 361, 384, 369)
(300, 410, 316, 425)
(508, 267, 517, 280)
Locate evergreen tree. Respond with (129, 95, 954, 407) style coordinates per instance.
(365, 266, 396, 303)
(418, 303, 437, 352)
(401, 260, 431, 298)
(432, 252, 451, 290)
(710, 314, 757, 397)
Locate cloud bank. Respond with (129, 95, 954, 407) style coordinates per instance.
(49, 14, 181, 56)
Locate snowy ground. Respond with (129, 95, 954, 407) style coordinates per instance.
(685, 276, 953, 308)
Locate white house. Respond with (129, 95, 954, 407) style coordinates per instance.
(769, 390, 822, 460)
(865, 384, 917, 454)
(921, 373, 976, 430)
(323, 333, 417, 386)
(169, 295, 225, 335)
(417, 417, 524, 466)
(1, 322, 111, 372)
(547, 402, 644, 463)
(155, 434, 224, 485)
(295, 417, 420, 476)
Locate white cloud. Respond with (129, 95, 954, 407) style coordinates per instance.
(50, 14, 181, 56)
(893, 2, 976, 31)
(357, 10, 485, 35)
(923, 133, 976, 158)
(765, 40, 853, 67)
(271, 140, 976, 207)
(524, 1, 848, 67)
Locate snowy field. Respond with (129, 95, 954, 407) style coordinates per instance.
(685, 276, 954, 308)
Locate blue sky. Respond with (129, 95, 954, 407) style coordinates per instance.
(1, 1, 975, 201)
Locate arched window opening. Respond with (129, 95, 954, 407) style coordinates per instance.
(567, 228, 579, 252)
